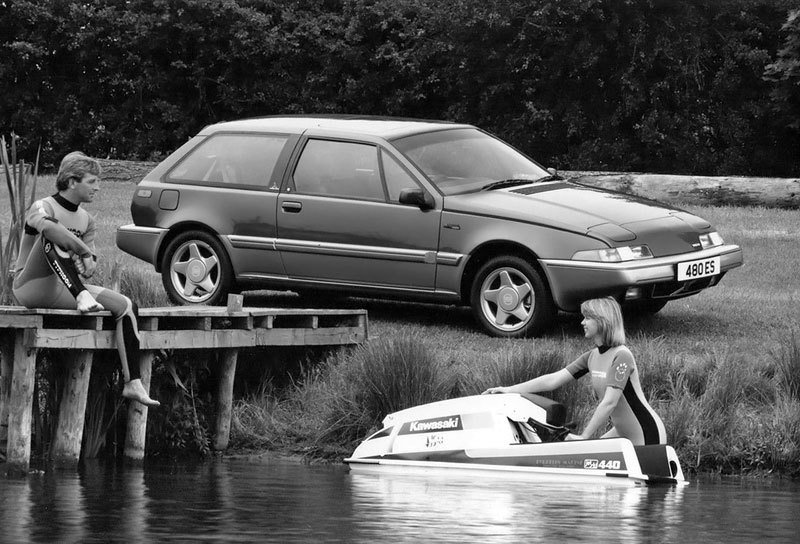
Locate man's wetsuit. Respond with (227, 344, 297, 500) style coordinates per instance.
(566, 345, 666, 445)
(13, 193, 142, 381)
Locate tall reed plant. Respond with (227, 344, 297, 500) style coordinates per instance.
(773, 330, 800, 401)
(1, 134, 39, 304)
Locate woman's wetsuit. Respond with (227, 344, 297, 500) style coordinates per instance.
(566, 345, 666, 445)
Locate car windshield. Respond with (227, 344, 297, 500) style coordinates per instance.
(392, 128, 551, 195)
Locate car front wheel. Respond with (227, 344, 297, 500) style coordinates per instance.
(470, 256, 555, 338)
(161, 231, 233, 306)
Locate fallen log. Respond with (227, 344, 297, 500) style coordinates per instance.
(96, 158, 156, 183)
(562, 171, 800, 210)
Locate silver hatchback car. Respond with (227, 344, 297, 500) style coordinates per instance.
(116, 115, 743, 337)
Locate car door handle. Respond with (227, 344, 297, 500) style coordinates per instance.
(281, 201, 302, 213)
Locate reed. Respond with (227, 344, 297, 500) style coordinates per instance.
(0, 134, 39, 304)
(772, 330, 800, 402)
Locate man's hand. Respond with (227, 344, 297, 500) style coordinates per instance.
(81, 255, 97, 279)
(73, 254, 97, 279)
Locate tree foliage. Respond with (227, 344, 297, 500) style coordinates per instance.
(1, 0, 798, 175)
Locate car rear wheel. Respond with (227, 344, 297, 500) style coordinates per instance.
(470, 256, 555, 338)
(161, 231, 233, 306)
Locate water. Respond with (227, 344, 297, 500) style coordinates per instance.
(1, 457, 798, 543)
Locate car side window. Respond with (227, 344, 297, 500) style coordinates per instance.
(292, 139, 385, 201)
(380, 149, 420, 202)
(167, 133, 288, 189)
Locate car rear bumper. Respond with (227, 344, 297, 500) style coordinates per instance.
(540, 244, 743, 311)
(116, 224, 169, 268)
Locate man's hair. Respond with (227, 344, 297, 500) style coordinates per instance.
(580, 296, 626, 346)
(55, 152, 101, 191)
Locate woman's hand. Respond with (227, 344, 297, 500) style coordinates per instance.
(564, 433, 584, 441)
(481, 386, 509, 395)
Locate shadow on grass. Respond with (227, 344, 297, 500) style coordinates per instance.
(242, 289, 735, 342)
(243, 290, 612, 339)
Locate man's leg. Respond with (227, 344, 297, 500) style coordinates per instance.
(93, 289, 159, 407)
(14, 235, 158, 406)
(40, 237, 103, 312)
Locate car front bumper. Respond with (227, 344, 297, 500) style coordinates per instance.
(539, 244, 743, 311)
(116, 224, 169, 269)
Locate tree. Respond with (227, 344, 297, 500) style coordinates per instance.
(764, 9, 800, 131)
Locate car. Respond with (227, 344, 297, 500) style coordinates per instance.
(116, 115, 743, 337)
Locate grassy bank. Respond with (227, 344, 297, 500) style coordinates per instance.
(2, 177, 799, 476)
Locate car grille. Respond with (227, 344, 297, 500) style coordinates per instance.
(649, 273, 724, 299)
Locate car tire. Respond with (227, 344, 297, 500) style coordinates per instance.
(161, 231, 233, 306)
(470, 256, 555, 338)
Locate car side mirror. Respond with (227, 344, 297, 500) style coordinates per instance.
(399, 188, 435, 210)
(547, 167, 558, 176)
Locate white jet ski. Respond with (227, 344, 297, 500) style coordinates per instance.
(345, 393, 687, 486)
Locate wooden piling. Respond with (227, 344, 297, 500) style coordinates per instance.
(51, 351, 94, 468)
(0, 332, 12, 444)
(6, 331, 37, 475)
(123, 352, 155, 462)
(213, 348, 238, 451)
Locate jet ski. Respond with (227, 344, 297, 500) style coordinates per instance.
(344, 393, 687, 486)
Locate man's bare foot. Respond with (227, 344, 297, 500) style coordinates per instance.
(76, 290, 104, 312)
(122, 378, 160, 407)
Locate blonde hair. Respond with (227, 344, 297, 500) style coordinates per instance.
(56, 152, 101, 191)
(580, 297, 626, 346)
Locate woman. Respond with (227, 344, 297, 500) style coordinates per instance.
(483, 297, 666, 445)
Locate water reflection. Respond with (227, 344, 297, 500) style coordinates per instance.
(348, 471, 685, 543)
(2, 459, 800, 543)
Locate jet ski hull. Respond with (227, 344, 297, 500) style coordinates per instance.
(345, 394, 687, 485)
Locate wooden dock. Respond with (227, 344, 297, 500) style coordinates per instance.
(0, 299, 367, 476)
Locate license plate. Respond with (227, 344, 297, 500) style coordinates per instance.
(677, 256, 720, 281)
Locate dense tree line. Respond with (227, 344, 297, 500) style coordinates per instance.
(1, 0, 798, 176)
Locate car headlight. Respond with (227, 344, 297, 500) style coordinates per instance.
(699, 231, 724, 249)
(572, 245, 654, 262)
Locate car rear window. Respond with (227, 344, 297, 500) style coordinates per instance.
(166, 133, 289, 189)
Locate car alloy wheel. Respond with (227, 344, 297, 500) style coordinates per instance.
(471, 256, 554, 338)
(162, 231, 232, 305)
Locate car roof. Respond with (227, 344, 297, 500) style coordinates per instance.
(198, 115, 474, 140)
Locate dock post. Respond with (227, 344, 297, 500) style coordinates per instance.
(51, 351, 94, 468)
(213, 348, 238, 451)
(0, 331, 13, 445)
(6, 331, 37, 476)
(123, 351, 155, 462)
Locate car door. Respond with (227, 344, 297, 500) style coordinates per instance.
(276, 138, 441, 290)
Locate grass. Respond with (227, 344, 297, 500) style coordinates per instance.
(2, 176, 799, 475)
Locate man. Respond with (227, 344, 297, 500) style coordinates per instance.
(13, 151, 159, 406)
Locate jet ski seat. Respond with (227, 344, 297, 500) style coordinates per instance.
(519, 393, 567, 427)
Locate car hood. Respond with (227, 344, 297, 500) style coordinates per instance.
(443, 181, 712, 255)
